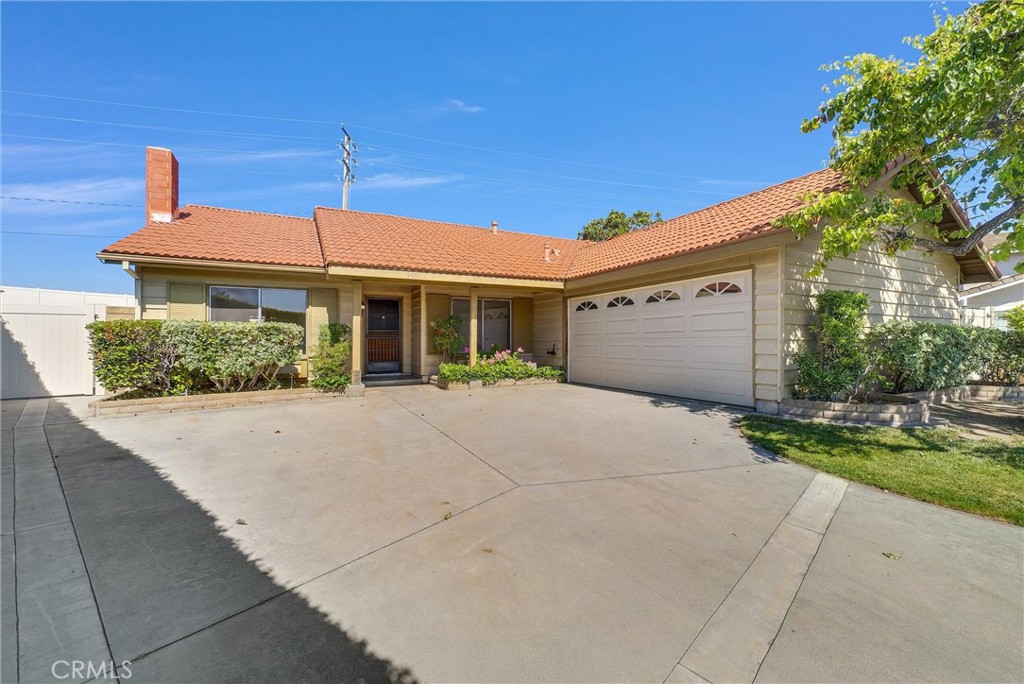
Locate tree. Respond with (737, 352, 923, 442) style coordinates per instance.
(774, 0, 1023, 276)
(577, 209, 663, 242)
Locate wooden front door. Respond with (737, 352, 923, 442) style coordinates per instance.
(366, 299, 401, 373)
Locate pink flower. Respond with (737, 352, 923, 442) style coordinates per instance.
(516, 347, 524, 353)
(463, 346, 470, 353)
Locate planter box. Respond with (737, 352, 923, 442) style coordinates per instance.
(90, 387, 345, 418)
(433, 377, 560, 391)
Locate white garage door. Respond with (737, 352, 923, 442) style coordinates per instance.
(569, 270, 753, 406)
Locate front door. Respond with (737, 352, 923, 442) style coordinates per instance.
(366, 299, 401, 373)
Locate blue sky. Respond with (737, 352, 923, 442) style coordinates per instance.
(2, 1, 950, 294)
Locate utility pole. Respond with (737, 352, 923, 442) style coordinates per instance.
(338, 125, 358, 210)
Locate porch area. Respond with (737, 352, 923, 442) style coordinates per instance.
(340, 277, 566, 389)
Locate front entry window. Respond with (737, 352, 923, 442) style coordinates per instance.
(451, 298, 511, 352)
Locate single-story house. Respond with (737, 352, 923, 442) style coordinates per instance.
(98, 147, 996, 413)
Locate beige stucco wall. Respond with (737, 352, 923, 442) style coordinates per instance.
(781, 233, 962, 395)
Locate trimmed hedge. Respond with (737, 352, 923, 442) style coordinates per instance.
(87, 320, 304, 395)
(865, 322, 984, 393)
(85, 320, 176, 394)
(792, 289, 1024, 400)
(309, 323, 352, 392)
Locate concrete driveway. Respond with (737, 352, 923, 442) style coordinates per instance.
(3, 384, 1022, 683)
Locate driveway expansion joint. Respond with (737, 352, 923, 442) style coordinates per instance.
(670, 472, 848, 684)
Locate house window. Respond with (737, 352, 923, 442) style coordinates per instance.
(451, 298, 512, 352)
(607, 296, 634, 308)
(645, 289, 681, 303)
(575, 300, 598, 312)
(209, 286, 307, 340)
(696, 282, 743, 298)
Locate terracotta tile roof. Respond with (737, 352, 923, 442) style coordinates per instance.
(100, 205, 323, 268)
(314, 207, 582, 281)
(100, 168, 849, 281)
(566, 168, 846, 279)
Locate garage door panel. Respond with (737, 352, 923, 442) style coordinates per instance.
(604, 344, 639, 360)
(691, 310, 749, 333)
(642, 344, 686, 362)
(573, 320, 602, 335)
(604, 318, 637, 334)
(569, 269, 754, 407)
(642, 314, 686, 333)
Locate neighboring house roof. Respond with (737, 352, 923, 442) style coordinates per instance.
(565, 168, 845, 279)
(960, 272, 1024, 299)
(102, 205, 323, 269)
(314, 207, 582, 281)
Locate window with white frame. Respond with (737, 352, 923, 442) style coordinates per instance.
(451, 298, 512, 352)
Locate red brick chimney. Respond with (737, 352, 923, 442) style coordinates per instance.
(145, 147, 178, 223)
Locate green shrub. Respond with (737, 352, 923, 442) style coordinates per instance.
(866, 322, 982, 393)
(438, 349, 565, 385)
(162, 321, 303, 392)
(976, 328, 1024, 385)
(1001, 305, 1024, 333)
(86, 320, 175, 392)
(792, 290, 870, 401)
(309, 323, 352, 392)
(438, 362, 474, 383)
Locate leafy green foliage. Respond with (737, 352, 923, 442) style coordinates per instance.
(975, 328, 1024, 385)
(577, 210, 663, 242)
(162, 321, 304, 392)
(865, 322, 984, 392)
(430, 315, 463, 363)
(792, 291, 870, 400)
(309, 323, 352, 392)
(774, 1, 1024, 274)
(86, 320, 176, 393)
(740, 416, 1024, 525)
(1001, 305, 1024, 333)
(438, 348, 565, 384)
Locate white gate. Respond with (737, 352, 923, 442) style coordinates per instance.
(1, 286, 136, 399)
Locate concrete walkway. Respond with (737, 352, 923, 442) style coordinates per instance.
(2, 385, 1022, 683)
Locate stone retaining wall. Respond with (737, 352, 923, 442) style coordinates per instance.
(779, 384, 1022, 426)
(91, 387, 346, 418)
(779, 397, 927, 426)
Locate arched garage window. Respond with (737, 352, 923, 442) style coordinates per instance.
(696, 282, 743, 298)
(607, 296, 634, 308)
(575, 300, 598, 312)
(645, 289, 681, 303)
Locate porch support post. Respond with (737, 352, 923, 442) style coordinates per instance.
(469, 287, 479, 366)
(416, 285, 428, 378)
(350, 280, 364, 390)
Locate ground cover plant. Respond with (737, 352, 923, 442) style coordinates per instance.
(438, 348, 564, 384)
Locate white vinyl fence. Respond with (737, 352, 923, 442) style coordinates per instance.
(1, 286, 136, 399)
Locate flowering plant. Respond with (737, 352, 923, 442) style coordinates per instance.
(430, 315, 464, 364)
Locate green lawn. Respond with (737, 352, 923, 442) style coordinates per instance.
(740, 417, 1024, 526)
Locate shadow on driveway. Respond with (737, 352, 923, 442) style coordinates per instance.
(41, 400, 416, 683)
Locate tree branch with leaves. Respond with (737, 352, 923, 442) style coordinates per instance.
(774, 0, 1023, 276)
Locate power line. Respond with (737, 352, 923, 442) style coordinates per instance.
(1, 195, 143, 208)
(2, 89, 770, 183)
